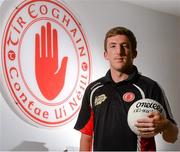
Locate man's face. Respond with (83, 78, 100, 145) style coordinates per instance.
(104, 35, 137, 73)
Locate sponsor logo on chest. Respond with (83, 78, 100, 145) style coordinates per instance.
(94, 94, 107, 106)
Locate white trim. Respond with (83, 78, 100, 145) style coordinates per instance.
(137, 135, 141, 151)
(133, 84, 145, 151)
(133, 84, 145, 99)
(90, 85, 104, 108)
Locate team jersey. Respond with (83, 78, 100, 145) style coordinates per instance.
(74, 66, 176, 151)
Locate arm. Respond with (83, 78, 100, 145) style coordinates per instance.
(80, 133, 93, 151)
(162, 119, 178, 143)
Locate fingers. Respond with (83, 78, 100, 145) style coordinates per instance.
(135, 122, 154, 128)
(135, 112, 164, 137)
(36, 22, 68, 75)
(56, 57, 68, 75)
(135, 120, 157, 138)
(47, 22, 52, 58)
(39, 22, 55, 58)
(137, 126, 159, 138)
(137, 112, 161, 123)
(41, 25, 46, 57)
(139, 132, 157, 138)
(35, 33, 40, 59)
(137, 118, 151, 123)
(53, 28, 58, 61)
(148, 111, 159, 117)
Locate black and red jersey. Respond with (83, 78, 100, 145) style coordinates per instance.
(74, 66, 176, 151)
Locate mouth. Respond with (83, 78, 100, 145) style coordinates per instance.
(114, 57, 124, 62)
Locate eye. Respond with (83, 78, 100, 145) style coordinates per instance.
(121, 43, 130, 49)
(109, 43, 116, 49)
(110, 45, 116, 48)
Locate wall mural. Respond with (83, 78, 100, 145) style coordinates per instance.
(0, 0, 92, 128)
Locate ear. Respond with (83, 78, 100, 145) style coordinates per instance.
(104, 51, 109, 60)
(132, 50, 137, 59)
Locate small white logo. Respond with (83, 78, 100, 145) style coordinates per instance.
(94, 94, 107, 106)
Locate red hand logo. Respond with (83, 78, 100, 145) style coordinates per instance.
(35, 22, 68, 100)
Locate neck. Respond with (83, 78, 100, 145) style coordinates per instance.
(110, 66, 134, 83)
(111, 70, 128, 83)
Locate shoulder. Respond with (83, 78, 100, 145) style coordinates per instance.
(86, 77, 105, 93)
(137, 74, 160, 88)
(135, 74, 163, 96)
(82, 77, 106, 105)
(136, 74, 165, 99)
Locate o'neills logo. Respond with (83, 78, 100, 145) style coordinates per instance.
(136, 102, 163, 113)
(2, 0, 91, 127)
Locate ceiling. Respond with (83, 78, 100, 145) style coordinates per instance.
(0, 0, 180, 17)
(121, 0, 180, 17)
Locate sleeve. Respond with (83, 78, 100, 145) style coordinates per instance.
(150, 82, 177, 125)
(74, 86, 94, 136)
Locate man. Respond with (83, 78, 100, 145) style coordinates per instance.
(74, 27, 178, 151)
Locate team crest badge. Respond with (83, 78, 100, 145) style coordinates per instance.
(1, 0, 92, 127)
(123, 92, 135, 103)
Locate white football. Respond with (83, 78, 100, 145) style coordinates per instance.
(127, 98, 166, 136)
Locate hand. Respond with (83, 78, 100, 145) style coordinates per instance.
(135, 112, 169, 138)
(35, 22, 68, 100)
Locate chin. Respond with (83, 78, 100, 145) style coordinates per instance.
(116, 66, 131, 73)
(115, 67, 125, 72)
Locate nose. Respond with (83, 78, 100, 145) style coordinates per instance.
(116, 45, 125, 56)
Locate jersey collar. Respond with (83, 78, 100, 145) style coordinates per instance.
(103, 65, 140, 85)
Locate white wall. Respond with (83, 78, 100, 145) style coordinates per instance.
(0, 0, 180, 151)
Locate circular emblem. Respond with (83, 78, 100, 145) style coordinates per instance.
(1, 0, 91, 127)
(123, 92, 135, 102)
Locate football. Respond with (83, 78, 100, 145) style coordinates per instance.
(127, 98, 166, 136)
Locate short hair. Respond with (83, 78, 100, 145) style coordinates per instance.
(104, 26, 137, 51)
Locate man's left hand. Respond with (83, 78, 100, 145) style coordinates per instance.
(135, 111, 169, 138)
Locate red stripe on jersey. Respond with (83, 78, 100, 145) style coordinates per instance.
(141, 137, 156, 151)
(80, 111, 94, 136)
